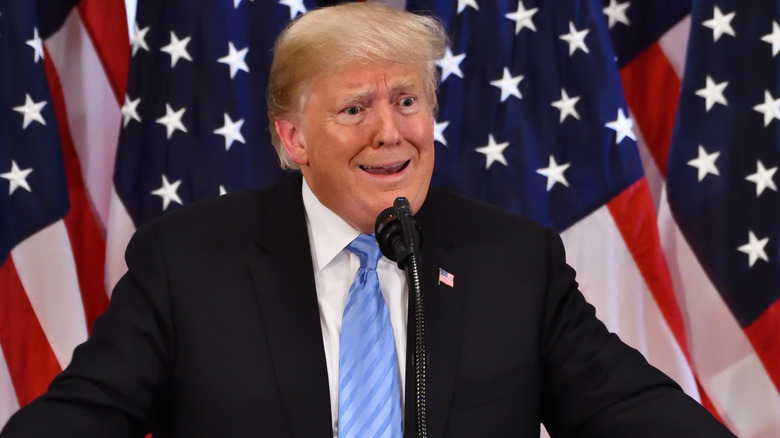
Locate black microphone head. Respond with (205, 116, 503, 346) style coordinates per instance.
(374, 197, 422, 268)
(375, 205, 402, 262)
(393, 196, 412, 214)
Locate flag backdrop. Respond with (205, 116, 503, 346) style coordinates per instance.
(616, 0, 780, 435)
(0, 0, 778, 436)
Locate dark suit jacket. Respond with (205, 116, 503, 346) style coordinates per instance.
(2, 175, 734, 437)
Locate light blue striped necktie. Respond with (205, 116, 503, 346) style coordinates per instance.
(338, 234, 402, 438)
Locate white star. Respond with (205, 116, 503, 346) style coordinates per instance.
(437, 49, 466, 82)
(131, 23, 150, 56)
(26, 27, 44, 63)
(559, 21, 590, 56)
(537, 155, 571, 191)
(695, 76, 728, 112)
(737, 231, 769, 268)
(121, 94, 142, 128)
(279, 0, 307, 19)
(490, 67, 523, 102)
(551, 88, 581, 123)
(12, 94, 47, 129)
(761, 21, 780, 57)
(151, 175, 183, 211)
(475, 135, 510, 169)
(434, 120, 450, 146)
(602, 0, 631, 29)
(457, 0, 479, 14)
(745, 160, 778, 197)
(752, 90, 780, 127)
(218, 42, 250, 79)
(687, 145, 720, 182)
(605, 108, 636, 144)
(160, 32, 193, 67)
(702, 6, 736, 42)
(156, 104, 188, 139)
(1, 161, 34, 195)
(505, 1, 538, 35)
(213, 113, 246, 151)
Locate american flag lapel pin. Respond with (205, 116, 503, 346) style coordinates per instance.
(438, 268, 454, 288)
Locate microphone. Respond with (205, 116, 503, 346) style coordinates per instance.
(374, 197, 421, 269)
(375, 197, 428, 438)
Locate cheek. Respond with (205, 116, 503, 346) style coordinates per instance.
(406, 114, 435, 144)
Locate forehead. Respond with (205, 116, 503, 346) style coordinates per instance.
(311, 63, 424, 99)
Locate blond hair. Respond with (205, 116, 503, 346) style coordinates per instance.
(266, 2, 449, 169)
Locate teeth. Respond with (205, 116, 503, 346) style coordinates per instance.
(361, 162, 404, 170)
(360, 161, 408, 175)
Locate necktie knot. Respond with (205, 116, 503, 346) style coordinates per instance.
(346, 234, 382, 270)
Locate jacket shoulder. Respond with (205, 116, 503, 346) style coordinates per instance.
(422, 186, 549, 241)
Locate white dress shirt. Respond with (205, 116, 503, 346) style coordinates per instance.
(301, 180, 408, 437)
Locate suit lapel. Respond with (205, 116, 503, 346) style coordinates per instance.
(404, 195, 467, 438)
(249, 176, 332, 437)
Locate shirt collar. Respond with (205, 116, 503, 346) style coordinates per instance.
(302, 178, 361, 272)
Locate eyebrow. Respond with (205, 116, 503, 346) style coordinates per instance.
(388, 80, 418, 93)
(339, 88, 376, 106)
(336, 79, 421, 107)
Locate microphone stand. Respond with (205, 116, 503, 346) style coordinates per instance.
(375, 197, 427, 438)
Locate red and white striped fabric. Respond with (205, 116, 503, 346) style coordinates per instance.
(621, 16, 780, 437)
(0, 0, 128, 429)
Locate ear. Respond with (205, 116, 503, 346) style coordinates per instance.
(275, 118, 309, 166)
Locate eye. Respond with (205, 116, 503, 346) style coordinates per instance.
(344, 106, 361, 115)
(399, 97, 415, 107)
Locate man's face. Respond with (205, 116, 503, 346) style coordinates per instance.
(277, 63, 435, 233)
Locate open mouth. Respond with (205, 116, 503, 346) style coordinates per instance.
(360, 160, 410, 175)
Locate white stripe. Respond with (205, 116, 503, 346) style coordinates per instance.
(10, 221, 88, 370)
(0, 345, 20, 430)
(657, 187, 780, 437)
(561, 206, 698, 397)
(124, 0, 138, 38)
(657, 14, 691, 79)
(711, 354, 780, 437)
(44, 10, 122, 231)
(105, 184, 136, 294)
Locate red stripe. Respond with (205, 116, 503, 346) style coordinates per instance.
(43, 50, 110, 334)
(76, 0, 129, 107)
(743, 299, 780, 393)
(0, 259, 62, 406)
(606, 178, 691, 360)
(620, 43, 681, 177)
(606, 180, 734, 423)
(695, 378, 726, 425)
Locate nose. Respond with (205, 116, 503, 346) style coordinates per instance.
(373, 102, 402, 147)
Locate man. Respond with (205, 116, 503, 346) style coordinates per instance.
(2, 3, 735, 437)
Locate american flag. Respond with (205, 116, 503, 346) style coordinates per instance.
(1, 0, 778, 437)
(615, 0, 780, 435)
(438, 268, 454, 287)
(0, 0, 120, 425)
(664, 1, 780, 434)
